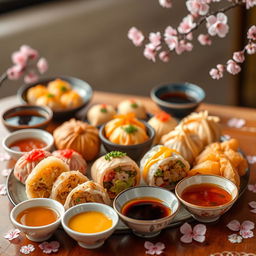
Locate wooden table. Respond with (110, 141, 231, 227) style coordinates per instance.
(0, 91, 256, 256)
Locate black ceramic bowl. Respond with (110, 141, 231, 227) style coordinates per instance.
(18, 76, 93, 120)
(2, 104, 53, 132)
(150, 83, 205, 118)
(99, 122, 155, 162)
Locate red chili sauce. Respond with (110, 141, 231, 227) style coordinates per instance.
(9, 138, 46, 152)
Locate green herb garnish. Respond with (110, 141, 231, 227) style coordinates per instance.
(105, 151, 127, 161)
(76, 197, 81, 203)
(47, 93, 54, 98)
(131, 103, 138, 108)
(100, 108, 107, 113)
(61, 86, 67, 92)
(177, 160, 185, 168)
(154, 169, 163, 177)
(122, 125, 138, 134)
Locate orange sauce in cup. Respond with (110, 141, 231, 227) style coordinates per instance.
(9, 138, 46, 152)
(16, 206, 58, 226)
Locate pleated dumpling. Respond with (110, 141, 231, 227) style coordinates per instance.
(180, 111, 221, 146)
(161, 125, 204, 164)
(25, 156, 70, 199)
(64, 181, 111, 210)
(50, 171, 89, 205)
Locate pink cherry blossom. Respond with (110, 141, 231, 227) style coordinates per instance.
(159, 0, 172, 8)
(20, 244, 35, 255)
(144, 44, 157, 62)
(4, 229, 21, 241)
(24, 71, 39, 84)
(11, 51, 28, 67)
(248, 184, 256, 193)
(243, 0, 256, 9)
(159, 51, 171, 62)
(128, 27, 144, 47)
(20, 45, 38, 60)
(39, 241, 60, 254)
(245, 42, 256, 55)
(144, 241, 165, 255)
(233, 51, 245, 63)
(198, 34, 212, 45)
(206, 13, 229, 38)
(226, 59, 241, 75)
(0, 152, 11, 162)
(178, 15, 196, 34)
(180, 222, 206, 243)
(7, 65, 24, 80)
(246, 155, 256, 164)
(186, 32, 193, 40)
(0, 184, 7, 195)
(186, 0, 210, 16)
(149, 32, 161, 47)
(37, 58, 48, 74)
(1, 168, 12, 177)
(249, 201, 256, 214)
(164, 26, 178, 50)
(247, 25, 256, 40)
(209, 68, 222, 80)
(175, 40, 193, 55)
(227, 220, 255, 239)
(227, 117, 245, 128)
(228, 234, 243, 243)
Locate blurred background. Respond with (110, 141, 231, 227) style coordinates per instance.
(0, 0, 255, 106)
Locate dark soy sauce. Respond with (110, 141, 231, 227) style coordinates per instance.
(121, 197, 171, 220)
(160, 92, 196, 104)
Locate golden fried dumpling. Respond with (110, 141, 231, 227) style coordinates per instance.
(36, 93, 63, 110)
(27, 85, 48, 104)
(60, 90, 83, 109)
(50, 171, 89, 205)
(117, 99, 147, 119)
(105, 113, 149, 145)
(161, 125, 203, 164)
(148, 112, 177, 145)
(180, 111, 222, 146)
(25, 156, 70, 198)
(53, 119, 100, 161)
(47, 78, 72, 97)
(87, 104, 117, 126)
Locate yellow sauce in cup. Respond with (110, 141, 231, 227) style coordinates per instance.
(68, 211, 112, 233)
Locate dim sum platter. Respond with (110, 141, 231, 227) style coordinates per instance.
(6, 160, 250, 233)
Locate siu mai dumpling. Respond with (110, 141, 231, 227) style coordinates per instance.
(64, 181, 111, 210)
(14, 149, 51, 184)
(117, 99, 147, 119)
(148, 112, 177, 145)
(60, 90, 83, 109)
(52, 149, 87, 175)
(25, 156, 70, 198)
(50, 171, 89, 205)
(27, 85, 48, 104)
(47, 78, 72, 97)
(87, 104, 116, 126)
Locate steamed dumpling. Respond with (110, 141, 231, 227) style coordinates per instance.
(60, 91, 83, 109)
(36, 93, 63, 110)
(27, 85, 48, 104)
(47, 78, 72, 97)
(25, 156, 70, 198)
(87, 104, 116, 126)
(50, 171, 89, 205)
(117, 99, 147, 119)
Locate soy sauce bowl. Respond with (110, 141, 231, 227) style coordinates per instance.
(150, 83, 205, 118)
(175, 175, 239, 223)
(113, 186, 180, 238)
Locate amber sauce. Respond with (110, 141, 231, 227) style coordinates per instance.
(121, 197, 171, 220)
(17, 206, 58, 226)
(159, 92, 196, 104)
(9, 138, 46, 152)
(181, 183, 232, 207)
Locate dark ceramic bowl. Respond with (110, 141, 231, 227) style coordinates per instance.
(18, 76, 93, 120)
(99, 122, 155, 162)
(150, 83, 205, 118)
(2, 104, 53, 132)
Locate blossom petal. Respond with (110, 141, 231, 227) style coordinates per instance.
(239, 230, 254, 239)
(180, 222, 192, 234)
(249, 201, 256, 209)
(241, 220, 255, 231)
(228, 234, 243, 243)
(193, 224, 207, 236)
(193, 234, 205, 243)
(180, 234, 193, 243)
(155, 242, 165, 251)
(227, 220, 240, 231)
(144, 241, 154, 250)
(250, 209, 256, 214)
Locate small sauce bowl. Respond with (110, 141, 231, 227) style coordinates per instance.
(113, 186, 180, 238)
(61, 203, 119, 249)
(10, 198, 65, 242)
(2, 128, 54, 160)
(175, 175, 238, 223)
(2, 104, 53, 132)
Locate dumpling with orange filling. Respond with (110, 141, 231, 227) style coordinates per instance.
(27, 85, 48, 104)
(36, 93, 63, 110)
(60, 90, 83, 109)
(47, 78, 72, 97)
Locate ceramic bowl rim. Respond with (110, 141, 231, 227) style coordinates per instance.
(113, 185, 180, 225)
(61, 203, 119, 237)
(175, 174, 239, 210)
(2, 128, 54, 155)
(2, 104, 53, 130)
(10, 198, 65, 230)
(150, 83, 205, 109)
(99, 121, 155, 149)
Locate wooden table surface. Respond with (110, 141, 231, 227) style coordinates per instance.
(0, 91, 256, 256)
